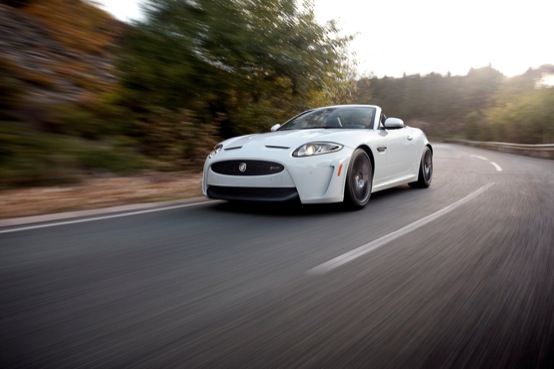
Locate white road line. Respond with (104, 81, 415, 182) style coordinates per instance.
(0, 201, 217, 234)
(470, 155, 503, 172)
(306, 183, 495, 276)
(490, 161, 503, 172)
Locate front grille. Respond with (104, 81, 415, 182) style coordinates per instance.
(207, 186, 299, 202)
(211, 160, 284, 176)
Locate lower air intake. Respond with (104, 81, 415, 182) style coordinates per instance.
(207, 186, 299, 202)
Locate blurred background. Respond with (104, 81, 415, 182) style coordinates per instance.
(0, 0, 553, 190)
(2, 2, 554, 368)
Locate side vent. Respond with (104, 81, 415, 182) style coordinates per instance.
(265, 145, 290, 149)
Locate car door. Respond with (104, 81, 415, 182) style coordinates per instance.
(378, 113, 416, 181)
(382, 127, 411, 179)
(403, 126, 425, 175)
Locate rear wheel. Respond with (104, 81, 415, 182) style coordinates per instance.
(409, 146, 433, 188)
(344, 149, 372, 209)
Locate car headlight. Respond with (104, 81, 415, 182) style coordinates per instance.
(208, 144, 223, 159)
(293, 142, 343, 157)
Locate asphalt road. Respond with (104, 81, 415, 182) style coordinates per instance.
(1, 143, 553, 368)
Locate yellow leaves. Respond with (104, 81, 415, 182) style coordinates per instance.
(23, 0, 124, 55)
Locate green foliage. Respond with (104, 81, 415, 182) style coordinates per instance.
(0, 123, 147, 188)
(74, 145, 145, 173)
(134, 108, 220, 168)
(0, 124, 76, 187)
(52, 103, 103, 138)
(118, 0, 356, 137)
(482, 66, 554, 144)
(36, 91, 132, 139)
(464, 111, 492, 141)
(485, 88, 554, 144)
(462, 66, 504, 111)
(355, 65, 554, 143)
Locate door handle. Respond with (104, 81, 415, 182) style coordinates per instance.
(407, 136, 413, 141)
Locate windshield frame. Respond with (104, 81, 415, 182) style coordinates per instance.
(278, 106, 378, 131)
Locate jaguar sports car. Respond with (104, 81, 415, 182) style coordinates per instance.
(202, 104, 433, 209)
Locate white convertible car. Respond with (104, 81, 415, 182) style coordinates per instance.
(202, 104, 432, 209)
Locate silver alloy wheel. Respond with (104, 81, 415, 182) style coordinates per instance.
(423, 149, 433, 182)
(409, 146, 433, 188)
(345, 149, 372, 209)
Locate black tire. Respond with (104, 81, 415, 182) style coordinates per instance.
(409, 146, 433, 188)
(344, 149, 372, 209)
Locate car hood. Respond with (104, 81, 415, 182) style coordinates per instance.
(221, 129, 366, 151)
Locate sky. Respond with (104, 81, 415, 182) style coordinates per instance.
(95, 0, 554, 78)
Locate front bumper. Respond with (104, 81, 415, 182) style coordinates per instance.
(203, 151, 351, 204)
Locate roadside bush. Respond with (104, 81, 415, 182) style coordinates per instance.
(136, 108, 220, 170)
(0, 124, 146, 188)
(0, 57, 26, 120)
(0, 123, 79, 187)
(52, 103, 102, 138)
(75, 145, 146, 173)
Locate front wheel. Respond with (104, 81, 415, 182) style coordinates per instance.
(344, 149, 372, 209)
(409, 146, 433, 188)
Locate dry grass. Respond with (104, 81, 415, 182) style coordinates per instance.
(0, 172, 203, 219)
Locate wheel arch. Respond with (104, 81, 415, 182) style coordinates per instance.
(355, 145, 375, 177)
(343, 145, 374, 209)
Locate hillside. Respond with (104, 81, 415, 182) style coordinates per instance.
(0, 1, 154, 189)
(0, 0, 125, 122)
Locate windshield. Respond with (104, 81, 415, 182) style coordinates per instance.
(279, 106, 376, 130)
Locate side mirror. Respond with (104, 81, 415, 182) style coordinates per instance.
(383, 117, 405, 129)
(270, 124, 281, 132)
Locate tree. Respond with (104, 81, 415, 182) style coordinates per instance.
(118, 0, 356, 136)
(485, 87, 554, 144)
(462, 65, 504, 112)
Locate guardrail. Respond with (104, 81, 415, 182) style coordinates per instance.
(445, 139, 554, 160)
